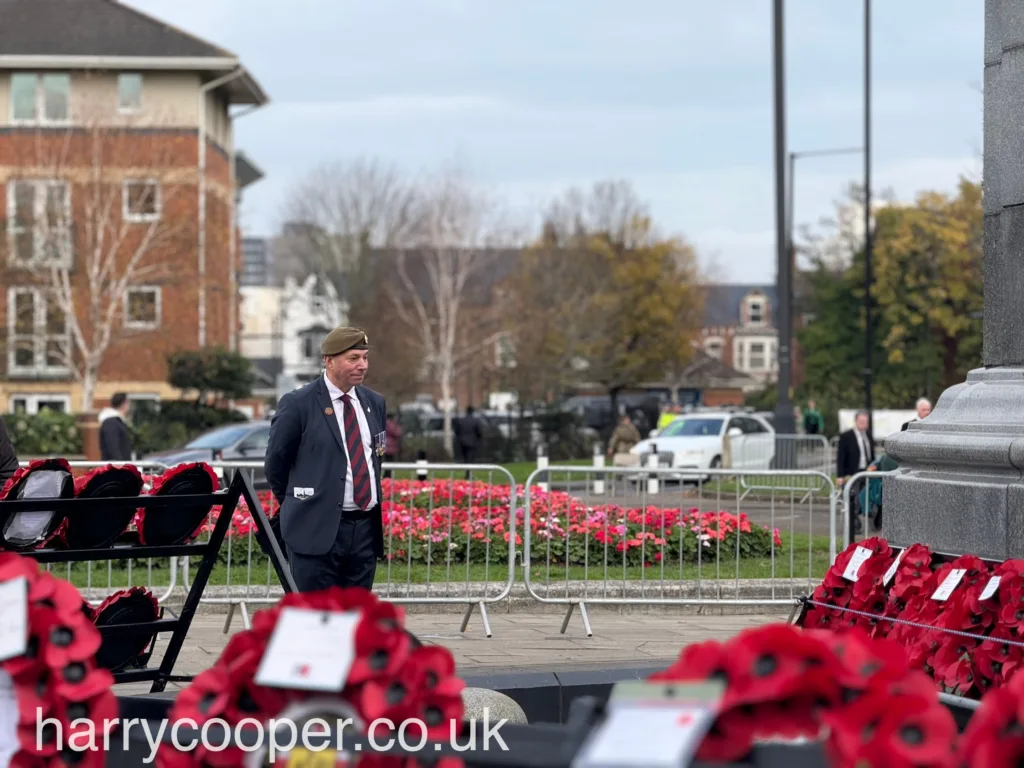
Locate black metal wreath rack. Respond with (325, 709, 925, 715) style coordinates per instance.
(0, 468, 294, 693)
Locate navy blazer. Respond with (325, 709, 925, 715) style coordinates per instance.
(264, 376, 387, 558)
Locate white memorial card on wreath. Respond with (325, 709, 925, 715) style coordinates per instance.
(0, 578, 27, 663)
(254, 608, 361, 692)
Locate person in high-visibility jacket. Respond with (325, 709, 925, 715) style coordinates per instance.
(656, 403, 678, 431)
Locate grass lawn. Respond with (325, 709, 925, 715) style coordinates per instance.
(48, 533, 833, 592)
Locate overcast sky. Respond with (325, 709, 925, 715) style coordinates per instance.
(126, 0, 982, 282)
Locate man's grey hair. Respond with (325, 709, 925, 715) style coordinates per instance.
(916, 397, 932, 409)
(855, 410, 870, 420)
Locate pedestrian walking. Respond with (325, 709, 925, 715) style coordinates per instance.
(99, 392, 133, 461)
(0, 416, 18, 485)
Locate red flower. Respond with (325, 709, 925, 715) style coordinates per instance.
(0, 554, 117, 768)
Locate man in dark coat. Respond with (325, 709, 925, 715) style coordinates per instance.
(0, 416, 19, 485)
(99, 392, 133, 461)
(455, 406, 484, 464)
(837, 410, 875, 535)
(264, 326, 387, 592)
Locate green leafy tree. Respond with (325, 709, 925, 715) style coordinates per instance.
(872, 179, 983, 388)
(167, 347, 254, 403)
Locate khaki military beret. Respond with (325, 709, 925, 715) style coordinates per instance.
(321, 327, 370, 356)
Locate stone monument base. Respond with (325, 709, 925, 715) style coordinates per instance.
(883, 367, 1024, 560)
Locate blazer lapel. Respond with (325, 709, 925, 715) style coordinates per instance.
(356, 386, 381, 435)
(316, 378, 346, 454)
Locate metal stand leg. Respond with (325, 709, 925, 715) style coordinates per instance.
(560, 604, 575, 634)
(560, 603, 593, 637)
(578, 602, 593, 637)
(222, 601, 252, 634)
(459, 602, 493, 638)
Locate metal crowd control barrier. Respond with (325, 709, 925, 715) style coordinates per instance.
(840, 469, 897, 549)
(522, 464, 838, 636)
(15, 459, 177, 605)
(181, 461, 518, 638)
(726, 434, 832, 500)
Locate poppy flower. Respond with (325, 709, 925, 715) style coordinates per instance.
(172, 667, 233, 725)
(958, 686, 1024, 767)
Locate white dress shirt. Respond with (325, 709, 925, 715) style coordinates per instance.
(323, 373, 378, 511)
(856, 429, 869, 470)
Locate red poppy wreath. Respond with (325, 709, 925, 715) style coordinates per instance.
(134, 463, 219, 547)
(649, 622, 958, 768)
(0, 458, 74, 552)
(90, 587, 160, 673)
(0, 552, 117, 768)
(157, 588, 466, 768)
(64, 464, 144, 550)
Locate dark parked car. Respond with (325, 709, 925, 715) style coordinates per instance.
(143, 422, 271, 486)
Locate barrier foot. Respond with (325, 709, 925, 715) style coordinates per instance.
(560, 603, 593, 637)
(222, 601, 251, 634)
(579, 602, 593, 638)
(459, 602, 493, 638)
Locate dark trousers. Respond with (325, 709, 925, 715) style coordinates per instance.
(286, 509, 378, 592)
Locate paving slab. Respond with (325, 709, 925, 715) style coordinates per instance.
(113, 611, 787, 697)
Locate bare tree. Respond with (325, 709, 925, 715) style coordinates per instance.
(0, 111, 194, 412)
(390, 170, 509, 456)
(276, 157, 420, 290)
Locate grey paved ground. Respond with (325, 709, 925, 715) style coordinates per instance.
(114, 611, 787, 696)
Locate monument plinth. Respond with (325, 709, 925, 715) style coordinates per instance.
(884, 0, 1024, 560)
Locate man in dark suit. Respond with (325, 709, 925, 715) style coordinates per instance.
(837, 410, 875, 535)
(264, 327, 387, 592)
(0, 416, 19, 485)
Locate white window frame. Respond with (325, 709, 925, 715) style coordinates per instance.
(116, 73, 143, 114)
(745, 295, 766, 326)
(495, 333, 517, 369)
(6, 179, 72, 268)
(6, 286, 71, 377)
(122, 179, 161, 223)
(748, 341, 767, 370)
(10, 73, 72, 126)
(8, 393, 72, 415)
(704, 336, 724, 360)
(123, 286, 161, 330)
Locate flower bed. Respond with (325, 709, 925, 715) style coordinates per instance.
(801, 538, 1024, 700)
(219, 479, 783, 567)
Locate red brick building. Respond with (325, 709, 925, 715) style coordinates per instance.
(0, 0, 267, 414)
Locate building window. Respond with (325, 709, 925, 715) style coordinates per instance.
(746, 297, 765, 325)
(7, 287, 70, 376)
(704, 338, 723, 360)
(124, 287, 161, 330)
(123, 180, 160, 222)
(6, 180, 72, 267)
(495, 334, 517, 369)
(749, 342, 766, 370)
(302, 336, 316, 361)
(9, 394, 71, 415)
(117, 73, 142, 112)
(10, 73, 71, 125)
